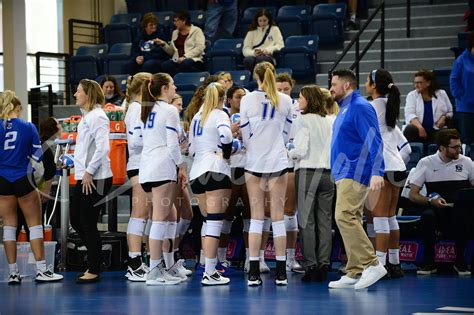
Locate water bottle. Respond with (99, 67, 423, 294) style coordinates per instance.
(230, 113, 241, 124)
(232, 138, 242, 154)
(428, 192, 440, 205)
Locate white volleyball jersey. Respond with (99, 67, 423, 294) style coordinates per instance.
(240, 90, 293, 173)
(287, 99, 301, 169)
(124, 101, 143, 171)
(370, 98, 408, 172)
(139, 101, 183, 183)
(229, 111, 246, 169)
(188, 108, 233, 180)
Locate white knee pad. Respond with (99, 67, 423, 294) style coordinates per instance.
(263, 217, 272, 232)
(284, 214, 298, 232)
(149, 221, 166, 241)
(177, 218, 191, 236)
(366, 223, 376, 238)
(242, 219, 250, 233)
(272, 220, 286, 238)
(249, 219, 264, 234)
(388, 216, 399, 231)
(201, 221, 207, 237)
(127, 218, 146, 237)
(165, 221, 177, 240)
(3, 226, 17, 242)
(221, 219, 233, 234)
(373, 217, 390, 234)
(206, 220, 223, 238)
(29, 225, 44, 240)
(144, 219, 152, 236)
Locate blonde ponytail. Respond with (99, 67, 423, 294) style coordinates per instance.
(254, 62, 279, 109)
(200, 83, 225, 127)
(124, 72, 151, 114)
(0, 90, 21, 120)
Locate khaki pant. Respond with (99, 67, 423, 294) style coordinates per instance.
(335, 179, 378, 279)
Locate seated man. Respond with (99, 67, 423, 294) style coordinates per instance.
(409, 129, 473, 276)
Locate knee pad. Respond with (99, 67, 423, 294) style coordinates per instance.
(249, 219, 264, 234)
(221, 219, 233, 234)
(366, 223, 376, 238)
(149, 221, 166, 241)
(272, 220, 286, 238)
(263, 217, 271, 232)
(144, 219, 152, 236)
(373, 217, 390, 234)
(284, 214, 298, 232)
(177, 218, 191, 236)
(165, 221, 177, 240)
(3, 226, 17, 242)
(206, 220, 223, 238)
(201, 221, 207, 237)
(29, 225, 44, 240)
(388, 216, 399, 231)
(127, 218, 146, 237)
(243, 219, 250, 233)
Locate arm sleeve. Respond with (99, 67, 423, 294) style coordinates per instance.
(184, 27, 206, 59)
(354, 105, 385, 177)
(30, 123, 43, 163)
(404, 91, 418, 124)
(85, 113, 110, 175)
(266, 27, 284, 54)
(288, 121, 309, 161)
(450, 57, 464, 99)
(166, 107, 184, 166)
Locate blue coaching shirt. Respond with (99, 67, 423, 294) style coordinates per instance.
(0, 118, 43, 182)
(331, 90, 385, 186)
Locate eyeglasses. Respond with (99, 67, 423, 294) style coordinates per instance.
(447, 145, 462, 150)
(414, 81, 426, 85)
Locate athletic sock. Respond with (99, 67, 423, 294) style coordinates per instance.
(259, 249, 265, 260)
(286, 248, 295, 260)
(388, 249, 400, 265)
(150, 259, 160, 270)
(376, 251, 387, 266)
(36, 260, 47, 272)
(9, 263, 18, 273)
(249, 257, 259, 275)
(129, 251, 141, 259)
(217, 247, 227, 262)
(163, 252, 174, 269)
(205, 257, 217, 275)
(199, 249, 205, 265)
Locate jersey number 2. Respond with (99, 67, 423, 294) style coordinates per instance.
(4, 131, 17, 150)
(262, 102, 276, 120)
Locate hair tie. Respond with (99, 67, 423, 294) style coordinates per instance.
(388, 83, 394, 89)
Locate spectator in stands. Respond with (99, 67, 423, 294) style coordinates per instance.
(328, 0, 358, 30)
(450, 32, 474, 145)
(242, 9, 284, 73)
(217, 72, 234, 90)
(100, 75, 125, 106)
(122, 13, 169, 75)
(159, 11, 206, 77)
(404, 69, 453, 143)
(204, 0, 238, 42)
(409, 129, 473, 276)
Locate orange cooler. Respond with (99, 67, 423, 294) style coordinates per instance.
(109, 133, 127, 185)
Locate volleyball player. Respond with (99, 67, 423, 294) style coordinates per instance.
(275, 73, 304, 273)
(188, 82, 233, 285)
(123, 72, 152, 281)
(240, 62, 293, 286)
(139, 73, 188, 286)
(0, 90, 63, 284)
(365, 69, 411, 278)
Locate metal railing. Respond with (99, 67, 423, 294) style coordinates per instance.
(29, 84, 54, 128)
(35, 52, 70, 104)
(68, 19, 103, 56)
(328, 1, 385, 89)
(407, 0, 436, 38)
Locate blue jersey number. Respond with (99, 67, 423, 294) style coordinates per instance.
(192, 119, 203, 137)
(4, 131, 17, 150)
(261, 102, 276, 120)
(146, 112, 156, 129)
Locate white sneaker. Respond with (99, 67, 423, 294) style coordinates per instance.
(244, 259, 250, 273)
(328, 275, 359, 289)
(146, 263, 182, 286)
(126, 263, 149, 282)
(286, 258, 305, 273)
(8, 270, 21, 285)
(176, 259, 192, 276)
(201, 271, 230, 285)
(168, 260, 188, 280)
(35, 265, 63, 282)
(354, 262, 387, 290)
(220, 259, 231, 268)
(260, 259, 270, 273)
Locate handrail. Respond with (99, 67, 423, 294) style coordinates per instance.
(328, 1, 385, 89)
(407, 0, 436, 38)
(29, 84, 53, 128)
(68, 19, 103, 56)
(35, 52, 70, 105)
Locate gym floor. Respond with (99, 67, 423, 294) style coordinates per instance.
(1, 268, 473, 315)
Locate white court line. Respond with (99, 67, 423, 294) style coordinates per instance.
(437, 306, 474, 312)
(413, 313, 473, 315)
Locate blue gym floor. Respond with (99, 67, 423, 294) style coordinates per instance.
(1, 268, 473, 315)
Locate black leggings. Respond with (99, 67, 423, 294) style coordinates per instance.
(70, 178, 112, 274)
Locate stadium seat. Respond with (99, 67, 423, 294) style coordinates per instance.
(427, 143, 438, 156)
(75, 44, 108, 57)
(179, 90, 195, 112)
(207, 38, 244, 73)
(277, 5, 312, 18)
(103, 24, 133, 48)
(69, 44, 108, 86)
(406, 142, 424, 170)
(214, 70, 252, 87)
(277, 5, 312, 35)
(189, 10, 206, 29)
(276, 35, 319, 78)
(110, 13, 142, 28)
(242, 7, 277, 21)
(174, 72, 210, 91)
(450, 32, 469, 58)
(275, 16, 304, 38)
(432, 68, 454, 105)
(103, 43, 132, 75)
(312, 3, 347, 22)
(308, 13, 344, 47)
(153, 11, 175, 41)
(275, 68, 293, 76)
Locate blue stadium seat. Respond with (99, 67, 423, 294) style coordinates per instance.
(312, 3, 347, 21)
(242, 7, 277, 21)
(153, 11, 175, 41)
(406, 142, 424, 170)
(275, 68, 293, 76)
(427, 143, 438, 156)
(432, 68, 454, 105)
(189, 10, 206, 29)
(75, 44, 108, 57)
(207, 38, 244, 73)
(174, 72, 210, 91)
(309, 13, 344, 47)
(466, 144, 473, 159)
(275, 16, 304, 38)
(278, 5, 312, 18)
(103, 24, 133, 48)
(214, 70, 252, 87)
(110, 13, 142, 28)
(69, 44, 108, 86)
(277, 5, 312, 35)
(179, 90, 195, 112)
(276, 35, 319, 78)
(103, 43, 132, 75)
